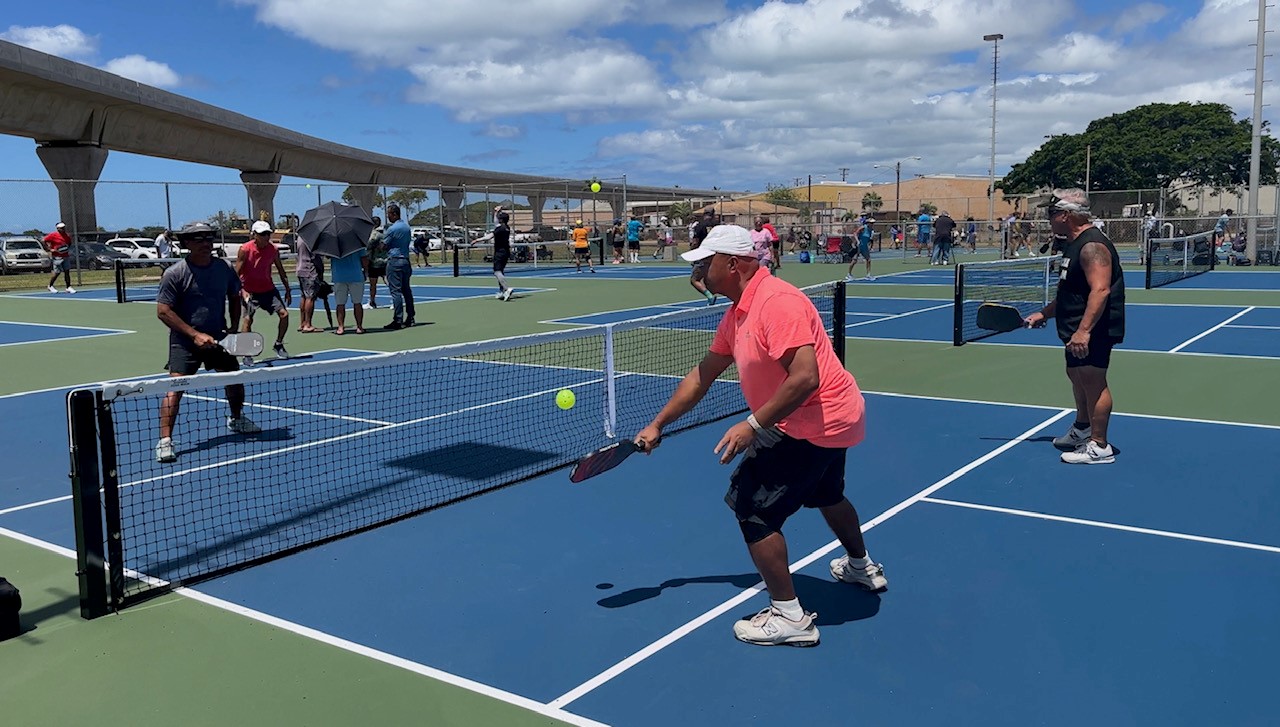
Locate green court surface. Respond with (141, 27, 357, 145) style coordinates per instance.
(1, 257, 1277, 726)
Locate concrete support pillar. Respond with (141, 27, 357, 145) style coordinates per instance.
(347, 184, 379, 216)
(240, 171, 281, 225)
(36, 144, 108, 238)
(441, 190, 465, 226)
(527, 195, 545, 227)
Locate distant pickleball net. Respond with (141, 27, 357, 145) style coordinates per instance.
(452, 240, 594, 277)
(1145, 231, 1214, 289)
(67, 282, 844, 615)
(953, 255, 1061, 345)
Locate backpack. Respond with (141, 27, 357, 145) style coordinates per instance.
(798, 250, 811, 263)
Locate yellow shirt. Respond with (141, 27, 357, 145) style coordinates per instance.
(572, 227, 589, 248)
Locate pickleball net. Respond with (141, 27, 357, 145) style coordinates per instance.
(1145, 231, 1214, 289)
(68, 281, 845, 616)
(452, 240, 600, 276)
(114, 257, 184, 303)
(953, 255, 1061, 345)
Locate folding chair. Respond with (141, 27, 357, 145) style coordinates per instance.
(820, 235, 842, 263)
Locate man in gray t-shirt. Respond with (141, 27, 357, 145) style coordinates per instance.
(154, 223, 261, 464)
(296, 235, 326, 332)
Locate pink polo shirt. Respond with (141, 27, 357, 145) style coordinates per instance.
(709, 270, 865, 448)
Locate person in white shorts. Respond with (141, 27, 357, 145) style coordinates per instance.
(329, 245, 368, 335)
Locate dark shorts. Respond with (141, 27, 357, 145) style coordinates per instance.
(1065, 336, 1117, 369)
(725, 433, 847, 543)
(244, 289, 287, 317)
(627, 240, 640, 250)
(369, 263, 386, 278)
(574, 246, 592, 260)
(298, 276, 319, 300)
(167, 342, 240, 376)
(492, 252, 509, 272)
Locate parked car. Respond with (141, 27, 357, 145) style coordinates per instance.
(68, 241, 131, 270)
(0, 237, 53, 274)
(106, 237, 162, 260)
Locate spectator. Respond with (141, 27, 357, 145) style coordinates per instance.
(44, 222, 74, 294)
(295, 227, 326, 332)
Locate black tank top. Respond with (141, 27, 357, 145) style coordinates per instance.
(1055, 226, 1125, 343)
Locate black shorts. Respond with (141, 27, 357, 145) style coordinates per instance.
(369, 264, 386, 278)
(492, 252, 509, 272)
(1065, 336, 1117, 369)
(167, 342, 240, 375)
(725, 433, 847, 543)
(244, 289, 287, 318)
(627, 240, 640, 250)
(574, 246, 592, 260)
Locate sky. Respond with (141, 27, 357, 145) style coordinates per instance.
(0, 0, 1273, 198)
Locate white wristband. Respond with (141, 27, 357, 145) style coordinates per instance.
(747, 414, 763, 432)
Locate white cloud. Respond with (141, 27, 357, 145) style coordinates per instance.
(1112, 2, 1169, 34)
(1034, 33, 1125, 71)
(0, 24, 97, 59)
(100, 55, 181, 88)
(477, 123, 525, 139)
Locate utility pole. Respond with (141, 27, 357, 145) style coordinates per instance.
(984, 33, 1004, 241)
(839, 167, 850, 182)
(1247, 0, 1267, 262)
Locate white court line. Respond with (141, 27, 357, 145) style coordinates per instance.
(0, 527, 608, 727)
(1169, 306, 1255, 352)
(0, 319, 129, 332)
(0, 329, 133, 349)
(1223, 324, 1280, 331)
(921, 497, 1280, 555)
(185, 394, 396, 427)
(846, 302, 951, 328)
(548, 408, 1071, 708)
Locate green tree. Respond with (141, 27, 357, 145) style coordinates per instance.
(918, 201, 938, 215)
(23, 228, 43, 237)
(860, 192, 883, 213)
(763, 183, 800, 206)
(667, 200, 693, 223)
(1002, 102, 1280, 194)
(208, 209, 241, 234)
(386, 188, 428, 217)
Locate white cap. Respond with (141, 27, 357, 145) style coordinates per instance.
(56, 222, 66, 229)
(681, 224, 755, 262)
(251, 220, 272, 234)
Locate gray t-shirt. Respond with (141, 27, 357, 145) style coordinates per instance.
(156, 258, 241, 347)
(295, 237, 325, 280)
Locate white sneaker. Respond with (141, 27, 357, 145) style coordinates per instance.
(226, 415, 262, 434)
(48, 285, 57, 293)
(732, 607, 819, 647)
(502, 288, 513, 301)
(1061, 440, 1115, 464)
(272, 342, 289, 359)
(1052, 424, 1091, 451)
(844, 275, 855, 282)
(495, 292, 503, 299)
(65, 287, 76, 294)
(830, 556, 889, 591)
(861, 275, 876, 281)
(155, 437, 176, 463)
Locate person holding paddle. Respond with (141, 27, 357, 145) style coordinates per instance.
(1024, 188, 1126, 465)
(634, 224, 887, 648)
(154, 222, 261, 464)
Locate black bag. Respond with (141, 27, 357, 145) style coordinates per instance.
(314, 280, 334, 299)
(0, 577, 21, 640)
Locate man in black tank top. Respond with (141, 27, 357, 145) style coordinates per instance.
(1025, 189, 1125, 465)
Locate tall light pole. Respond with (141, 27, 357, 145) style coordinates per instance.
(984, 33, 1004, 238)
(1247, 0, 1267, 262)
(874, 156, 921, 228)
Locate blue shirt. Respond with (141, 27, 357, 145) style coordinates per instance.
(858, 226, 873, 245)
(330, 248, 366, 284)
(384, 219, 412, 259)
(626, 219, 643, 242)
(917, 214, 932, 233)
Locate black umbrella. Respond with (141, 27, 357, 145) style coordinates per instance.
(296, 201, 374, 259)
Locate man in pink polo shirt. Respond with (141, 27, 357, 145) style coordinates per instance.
(636, 224, 887, 648)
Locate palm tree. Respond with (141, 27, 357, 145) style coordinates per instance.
(861, 192, 883, 213)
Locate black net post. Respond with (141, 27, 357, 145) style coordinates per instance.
(832, 281, 847, 364)
(452, 244, 461, 277)
(1144, 249, 1153, 290)
(114, 259, 126, 304)
(952, 263, 965, 346)
(67, 389, 108, 619)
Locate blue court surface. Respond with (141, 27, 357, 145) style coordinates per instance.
(7, 283, 553, 304)
(0, 320, 131, 347)
(553, 296, 1280, 360)
(2, 370, 1277, 725)
(858, 266, 1280, 291)
(416, 263, 688, 280)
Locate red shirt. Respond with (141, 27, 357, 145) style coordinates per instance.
(762, 222, 778, 242)
(239, 242, 280, 294)
(43, 231, 71, 258)
(710, 270, 864, 448)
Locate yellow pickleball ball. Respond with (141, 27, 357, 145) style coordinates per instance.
(590, 181, 601, 193)
(556, 389, 576, 410)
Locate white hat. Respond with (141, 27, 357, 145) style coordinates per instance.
(56, 222, 66, 229)
(681, 224, 754, 262)
(251, 220, 272, 234)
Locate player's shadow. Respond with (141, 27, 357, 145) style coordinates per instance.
(600, 573, 881, 627)
(178, 427, 293, 456)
